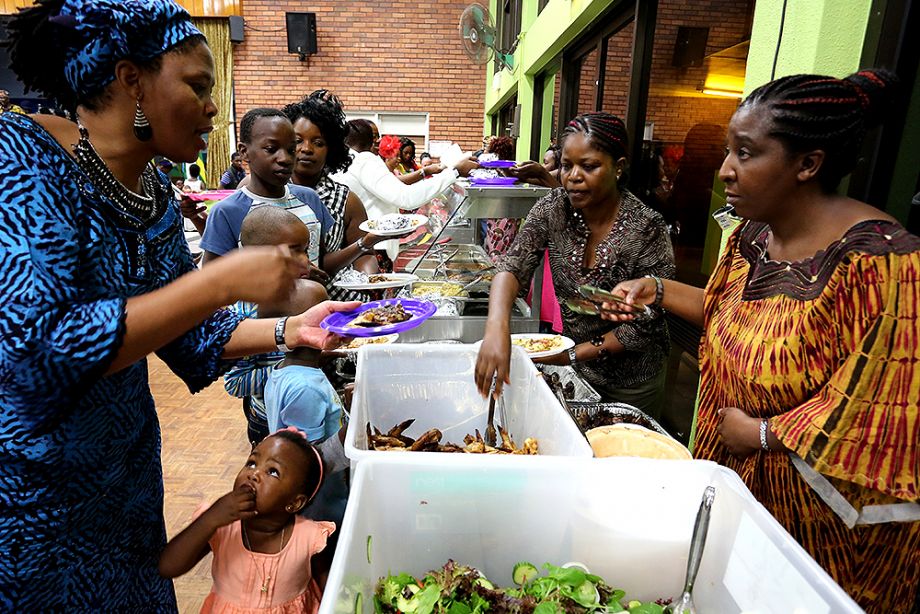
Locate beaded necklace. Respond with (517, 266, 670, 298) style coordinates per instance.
(72, 122, 160, 224)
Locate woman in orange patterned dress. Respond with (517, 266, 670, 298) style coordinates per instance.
(601, 69, 920, 611)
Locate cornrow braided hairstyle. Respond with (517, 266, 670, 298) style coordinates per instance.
(269, 430, 325, 501)
(741, 68, 899, 192)
(283, 90, 351, 175)
(239, 108, 289, 144)
(562, 112, 630, 185)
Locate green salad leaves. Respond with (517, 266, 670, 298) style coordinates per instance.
(373, 561, 666, 614)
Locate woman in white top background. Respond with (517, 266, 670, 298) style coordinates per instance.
(333, 119, 478, 261)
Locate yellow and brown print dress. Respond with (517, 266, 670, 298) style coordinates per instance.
(695, 219, 920, 612)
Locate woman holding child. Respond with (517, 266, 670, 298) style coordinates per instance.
(0, 0, 356, 609)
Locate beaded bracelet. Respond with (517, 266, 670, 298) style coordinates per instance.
(643, 274, 664, 307)
(759, 419, 770, 451)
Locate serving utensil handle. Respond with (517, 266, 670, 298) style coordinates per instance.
(684, 485, 715, 594)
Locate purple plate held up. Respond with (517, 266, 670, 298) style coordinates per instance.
(478, 159, 517, 169)
(320, 298, 437, 337)
(470, 176, 519, 187)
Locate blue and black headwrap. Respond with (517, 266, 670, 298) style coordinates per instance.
(48, 0, 202, 102)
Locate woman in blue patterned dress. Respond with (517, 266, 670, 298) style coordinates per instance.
(0, 1, 357, 610)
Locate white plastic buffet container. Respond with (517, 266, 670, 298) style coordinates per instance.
(320, 455, 860, 614)
(344, 344, 593, 469)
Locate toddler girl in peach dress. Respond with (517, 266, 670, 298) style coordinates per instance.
(160, 428, 334, 613)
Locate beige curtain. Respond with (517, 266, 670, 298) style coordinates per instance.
(193, 18, 233, 189)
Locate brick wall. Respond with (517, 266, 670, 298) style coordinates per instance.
(644, 0, 749, 144)
(232, 1, 486, 151)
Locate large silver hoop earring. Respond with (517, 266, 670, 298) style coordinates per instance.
(133, 101, 152, 142)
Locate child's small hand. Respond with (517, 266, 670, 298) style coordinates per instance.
(208, 484, 258, 527)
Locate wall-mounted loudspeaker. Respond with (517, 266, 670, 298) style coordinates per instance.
(286, 12, 317, 58)
(229, 15, 244, 44)
(672, 26, 708, 68)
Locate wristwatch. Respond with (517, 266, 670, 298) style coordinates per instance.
(275, 316, 292, 352)
(567, 347, 578, 365)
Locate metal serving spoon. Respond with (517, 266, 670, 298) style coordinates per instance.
(668, 486, 716, 614)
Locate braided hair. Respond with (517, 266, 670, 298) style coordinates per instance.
(269, 430, 325, 502)
(239, 108, 289, 144)
(562, 112, 630, 185)
(740, 68, 899, 192)
(5, 0, 204, 113)
(282, 90, 352, 175)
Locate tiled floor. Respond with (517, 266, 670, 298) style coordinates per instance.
(151, 354, 250, 613)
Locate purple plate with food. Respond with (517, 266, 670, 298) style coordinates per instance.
(320, 298, 437, 337)
(478, 160, 516, 169)
(470, 176, 519, 186)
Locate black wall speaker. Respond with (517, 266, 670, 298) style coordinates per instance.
(286, 12, 317, 56)
(228, 15, 244, 44)
(672, 26, 709, 68)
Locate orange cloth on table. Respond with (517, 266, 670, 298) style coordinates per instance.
(195, 503, 335, 614)
(694, 219, 920, 611)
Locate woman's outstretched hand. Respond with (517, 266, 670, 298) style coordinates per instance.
(598, 277, 657, 322)
(507, 161, 561, 188)
(208, 245, 308, 306)
(474, 327, 511, 398)
(288, 300, 362, 350)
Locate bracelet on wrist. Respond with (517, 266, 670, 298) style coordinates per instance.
(357, 236, 373, 254)
(759, 419, 770, 451)
(274, 316, 292, 353)
(643, 274, 665, 307)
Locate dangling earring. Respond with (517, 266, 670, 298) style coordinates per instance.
(133, 100, 152, 141)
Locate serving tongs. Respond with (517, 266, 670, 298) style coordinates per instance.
(667, 486, 716, 614)
(483, 376, 505, 447)
(460, 267, 496, 292)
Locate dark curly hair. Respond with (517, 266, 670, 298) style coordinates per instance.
(740, 68, 899, 192)
(4, 0, 204, 113)
(345, 119, 376, 152)
(283, 90, 351, 175)
(487, 135, 515, 161)
(267, 430, 325, 502)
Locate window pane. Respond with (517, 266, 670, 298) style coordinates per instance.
(576, 47, 599, 115)
(637, 0, 753, 286)
(600, 21, 634, 119)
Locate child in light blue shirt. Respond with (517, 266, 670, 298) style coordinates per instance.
(263, 280, 348, 530)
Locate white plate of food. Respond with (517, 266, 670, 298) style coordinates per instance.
(509, 333, 575, 359)
(334, 333, 399, 353)
(334, 271, 419, 291)
(359, 214, 428, 237)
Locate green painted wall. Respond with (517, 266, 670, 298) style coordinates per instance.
(744, 0, 872, 94)
(484, 0, 620, 159)
(485, 0, 874, 160)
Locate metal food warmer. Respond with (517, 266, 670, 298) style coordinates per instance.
(393, 182, 551, 343)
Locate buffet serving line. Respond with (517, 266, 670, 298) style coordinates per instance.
(316, 180, 861, 614)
